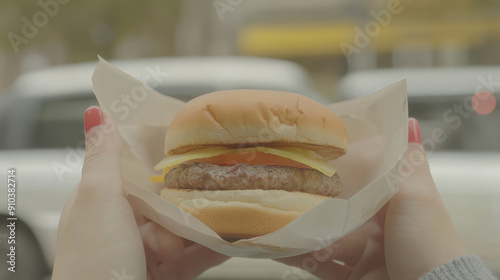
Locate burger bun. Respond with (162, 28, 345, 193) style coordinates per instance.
(164, 90, 348, 160)
(161, 188, 329, 239)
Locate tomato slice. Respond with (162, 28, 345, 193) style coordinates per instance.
(184, 152, 312, 169)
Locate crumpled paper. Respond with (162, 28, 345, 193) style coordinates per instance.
(91, 57, 408, 258)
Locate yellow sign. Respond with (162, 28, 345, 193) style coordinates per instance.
(238, 21, 500, 56)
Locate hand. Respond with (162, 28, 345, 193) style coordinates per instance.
(275, 118, 465, 280)
(52, 106, 229, 280)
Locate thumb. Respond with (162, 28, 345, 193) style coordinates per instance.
(80, 106, 123, 199)
(385, 118, 465, 280)
(399, 118, 437, 199)
(52, 106, 146, 279)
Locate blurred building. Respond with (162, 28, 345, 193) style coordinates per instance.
(175, 0, 500, 98)
(2, 0, 500, 98)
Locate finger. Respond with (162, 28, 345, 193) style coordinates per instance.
(53, 106, 146, 279)
(373, 200, 390, 226)
(140, 221, 184, 262)
(70, 105, 142, 255)
(140, 222, 230, 279)
(177, 243, 231, 279)
(400, 118, 437, 197)
(395, 118, 445, 219)
(79, 106, 123, 200)
(182, 238, 195, 248)
(312, 235, 367, 267)
(275, 254, 351, 280)
(348, 238, 387, 280)
(310, 213, 384, 266)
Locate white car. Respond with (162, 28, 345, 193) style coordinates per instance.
(338, 66, 500, 274)
(0, 56, 327, 280)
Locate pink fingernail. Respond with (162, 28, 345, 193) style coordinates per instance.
(408, 118, 421, 144)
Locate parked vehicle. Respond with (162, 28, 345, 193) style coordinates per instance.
(338, 66, 500, 274)
(0, 56, 325, 280)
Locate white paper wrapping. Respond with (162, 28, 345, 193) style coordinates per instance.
(91, 57, 408, 258)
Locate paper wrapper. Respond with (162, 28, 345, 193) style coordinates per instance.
(91, 57, 408, 258)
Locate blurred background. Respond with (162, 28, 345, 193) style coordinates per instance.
(0, 0, 499, 279)
(2, 0, 500, 94)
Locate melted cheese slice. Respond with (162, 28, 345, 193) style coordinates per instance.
(152, 146, 336, 183)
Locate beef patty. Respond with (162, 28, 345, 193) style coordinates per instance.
(164, 162, 342, 197)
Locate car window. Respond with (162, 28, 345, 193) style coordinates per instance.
(155, 86, 217, 102)
(0, 105, 7, 148)
(20, 83, 323, 149)
(32, 96, 99, 148)
(409, 94, 500, 152)
(155, 85, 324, 103)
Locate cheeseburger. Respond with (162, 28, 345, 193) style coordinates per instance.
(152, 90, 348, 239)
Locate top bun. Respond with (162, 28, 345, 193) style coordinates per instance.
(165, 90, 347, 160)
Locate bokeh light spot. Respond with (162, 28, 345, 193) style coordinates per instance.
(472, 91, 496, 115)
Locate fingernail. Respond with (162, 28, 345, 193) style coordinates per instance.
(408, 117, 422, 144)
(84, 106, 103, 134)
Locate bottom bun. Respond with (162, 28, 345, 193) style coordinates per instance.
(161, 188, 329, 239)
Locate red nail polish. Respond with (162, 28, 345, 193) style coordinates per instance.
(408, 118, 422, 144)
(84, 106, 103, 134)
